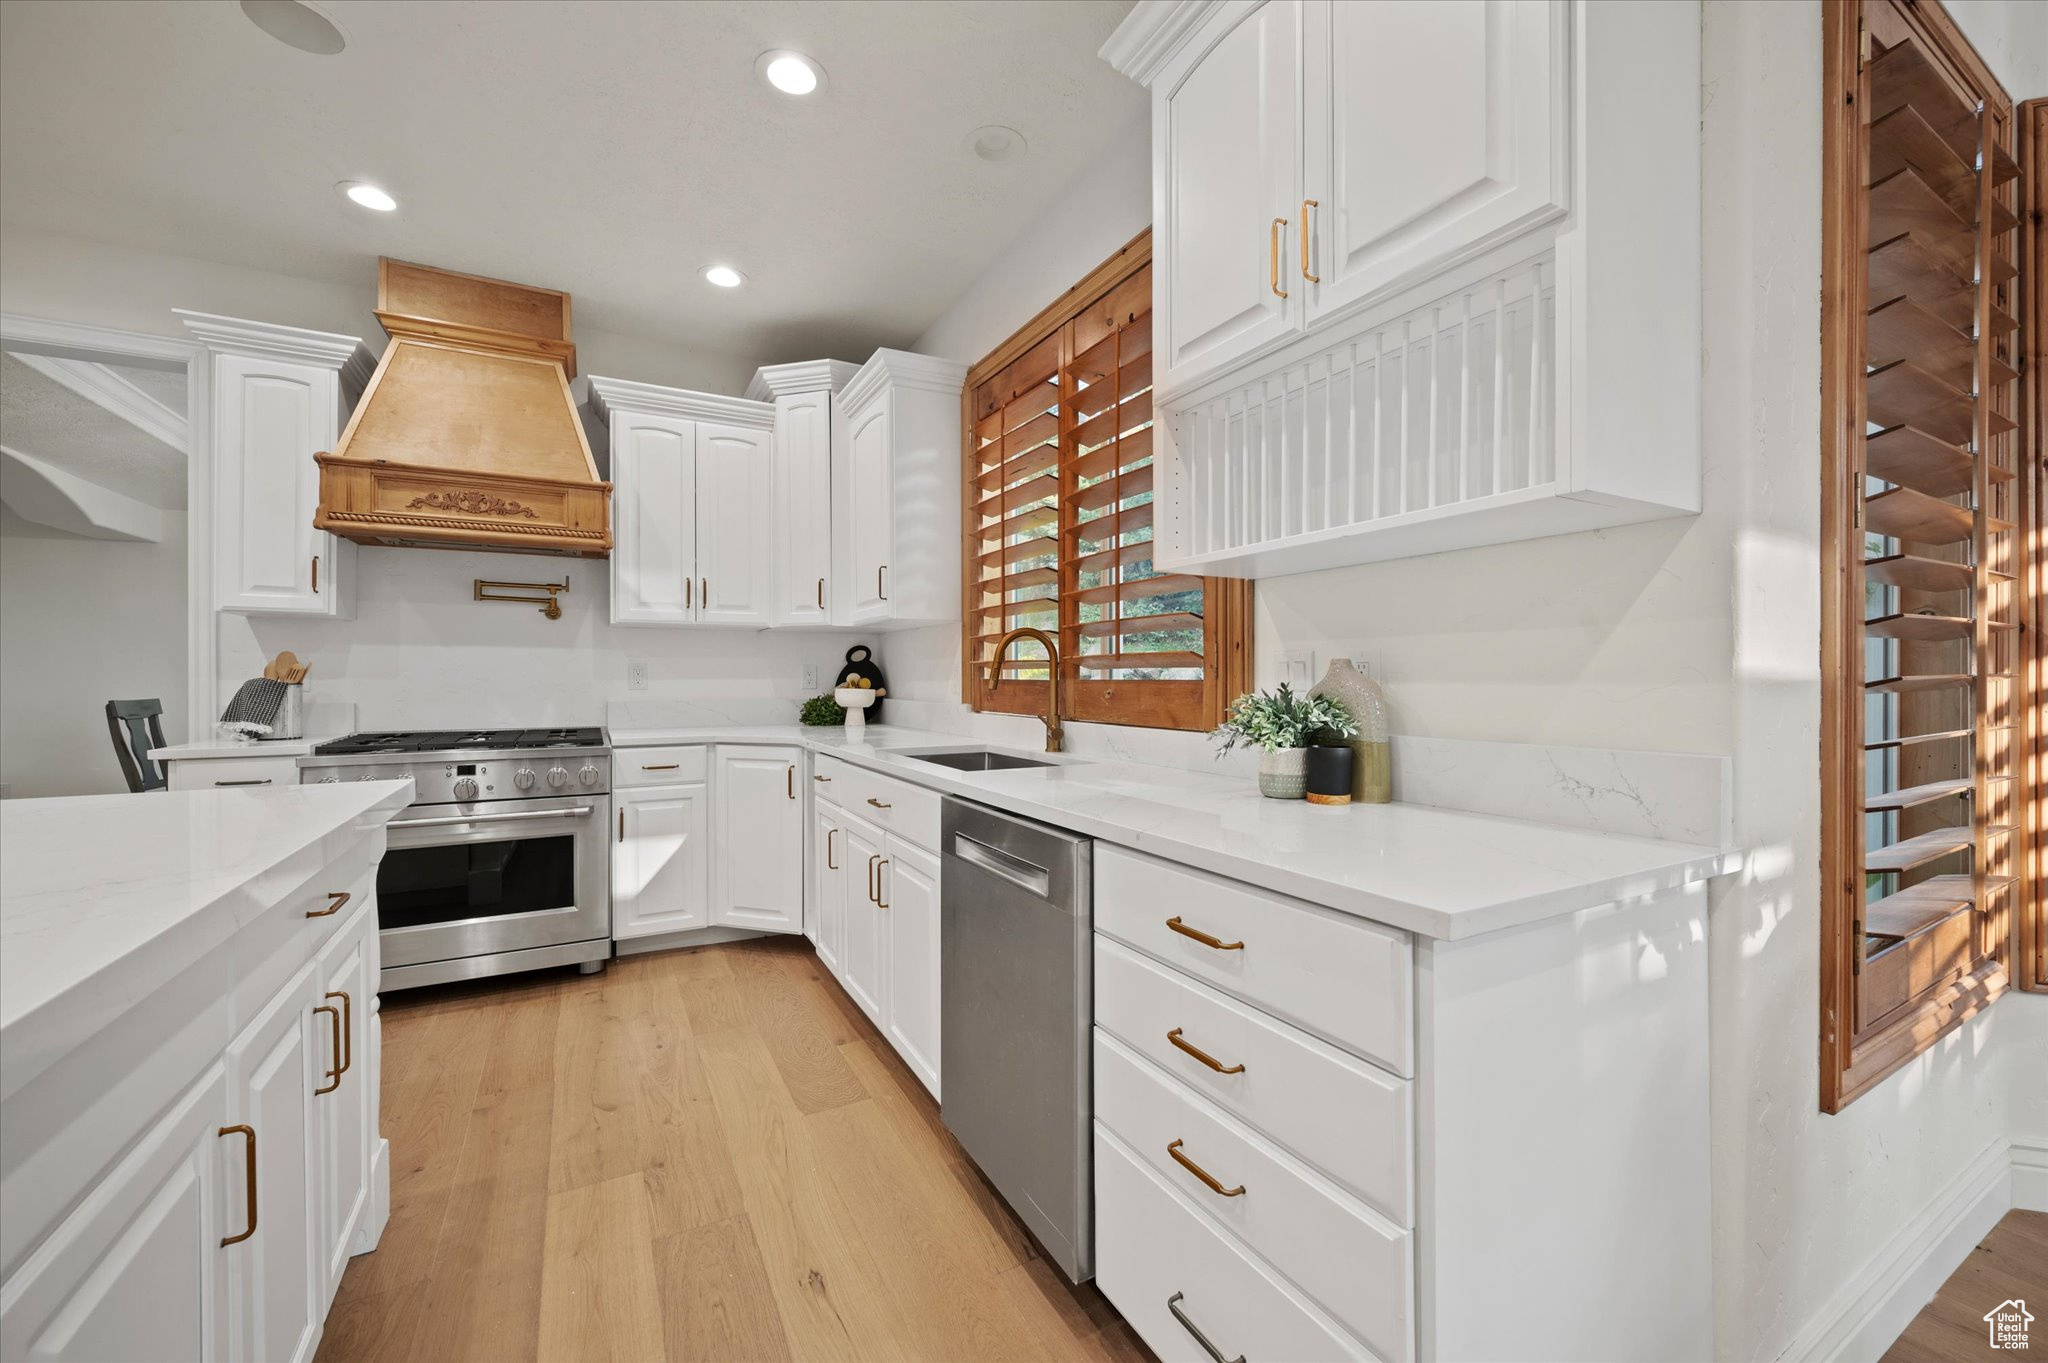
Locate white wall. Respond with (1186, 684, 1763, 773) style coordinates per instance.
(0, 504, 188, 795)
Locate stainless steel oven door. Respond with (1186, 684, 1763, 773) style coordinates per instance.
(377, 794, 610, 969)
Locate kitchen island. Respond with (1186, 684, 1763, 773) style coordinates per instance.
(1, 780, 411, 1363)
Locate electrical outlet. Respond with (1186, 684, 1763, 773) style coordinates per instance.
(1351, 649, 1383, 682)
(1280, 649, 1315, 688)
(802, 664, 822, 691)
(626, 658, 648, 691)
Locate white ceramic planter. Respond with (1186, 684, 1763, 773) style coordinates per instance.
(1258, 746, 1309, 799)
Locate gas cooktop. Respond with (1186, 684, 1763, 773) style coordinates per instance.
(311, 727, 606, 756)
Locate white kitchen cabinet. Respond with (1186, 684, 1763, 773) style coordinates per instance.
(588, 377, 775, 627)
(747, 360, 859, 627)
(0, 1066, 231, 1363)
(613, 781, 712, 939)
(313, 900, 376, 1307)
(1105, 0, 1699, 577)
(712, 746, 804, 934)
(812, 799, 846, 969)
(837, 815, 889, 1026)
(879, 837, 941, 1097)
(831, 350, 969, 628)
(177, 312, 374, 618)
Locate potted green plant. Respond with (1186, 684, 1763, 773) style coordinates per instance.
(799, 693, 846, 726)
(1212, 684, 1358, 799)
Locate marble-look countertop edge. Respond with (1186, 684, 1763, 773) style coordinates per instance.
(607, 725, 1741, 941)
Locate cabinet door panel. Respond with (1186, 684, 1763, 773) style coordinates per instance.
(314, 897, 375, 1304)
(214, 354, 342, 615)
(812, 802, 845, 969)
(839, 819, 887, 1024)
(696, 423, 773, 626)
(843, 401, 893, 622)
(0, 1067, 228, 1363)
(610, 412, 697, 624)
(1303, 0, 1565, 323)
(614, 783, 711, 938)
(882, 838, 941, 1097)
(1158, 0, 1302, 392)
(774, 391, 834, 625)
(713, 748, 804, 933)
(225, 965, 319, 1363)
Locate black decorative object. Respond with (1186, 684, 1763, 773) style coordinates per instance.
(1305, 744, 1354, 806)
(836, 645, 887, 721)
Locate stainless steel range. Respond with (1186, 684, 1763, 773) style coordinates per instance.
(300, 728, 611, 990)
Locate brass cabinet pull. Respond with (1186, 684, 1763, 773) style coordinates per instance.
(868, 853, 880, 903)
(1167, 1138, 1245, 1197)
(313, 1005, 342, 1095)
(311, 554, 319, 594)
(827, 827, 838, 870)
(814, 774, 831, 783)
(1167, 1027, 1245, 1075)
(329, 990, 352, 1076)
(787, 764, 796, 799)
(1167, 1292, 1243, 1363)
(877, 565, 887, 601)
(307, 890, 350, 919)
(686, 577, 693, 609)
(618, 808, 626, 843)
(817, 577, 825, 609)
(218, 1124, 257, 1246)
(641, 763, 680, 771)
(1269, 217, 1289, 299)
(1300, 199, 1319, 282)
(876, 858, 890, 909)
(215, 779, 273, 787)
(866, 797, 892, 809)
(1166, 916, 1243, 951)
(701, 577, 708, 609)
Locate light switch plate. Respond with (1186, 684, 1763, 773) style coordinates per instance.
(1280, 649, 1315, 688)
(626, 658, 648, 691)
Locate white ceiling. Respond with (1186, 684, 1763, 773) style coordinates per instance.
(0, 0, 1144, 367)
(0, 355, 187, 509)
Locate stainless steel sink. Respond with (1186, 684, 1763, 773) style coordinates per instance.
(902, 749, 1058, 772)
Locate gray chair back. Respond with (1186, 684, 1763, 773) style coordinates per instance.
(106, 699, 168, 793)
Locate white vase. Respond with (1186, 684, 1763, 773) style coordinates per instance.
(1257, 746, 1309, 799)
(836, 687, 877, 731)
(1310, 658, 1392, 803)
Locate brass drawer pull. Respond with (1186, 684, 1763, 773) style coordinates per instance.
(218, 1124, 257, 1246)
(641, 763, 680, 771)
(1166, 916, 1243, 951)
(868, 853, 881, 904)
(1269, 217, 1289, 299)
(1300, 199, 1320, 283)
(1167, 1027, 1245, 1075)
(1167, 1139, 1245, 1197)
(827, 827, 838, 870)
(1167, 1292, 1243, 1363)
(866, 797, 892, 809)
(814, 773, 832, 782)
(314, 1004, 342, 1095)
(214, 778, 273, 787)
(876, 858, 890, 909)
(328, 989, 352, 1076)
(307, 890, 350, 919)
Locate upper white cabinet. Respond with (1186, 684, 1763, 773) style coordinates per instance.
(178, 312, 373, 617)
(587, 377, 774, 627)
(831, 350, 969, 629)
(1104, 0, 1700, 577)
(748, 360, 860, 627)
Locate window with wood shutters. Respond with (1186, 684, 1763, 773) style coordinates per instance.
(2021, 96, 2045, 995)
(962, 231, 1251, 731)
(1820, 0, 2039, 1111)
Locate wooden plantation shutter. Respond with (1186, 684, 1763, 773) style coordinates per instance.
(964, 232, 1251, 731)
(2021, 97, 2046, 993)
(1820, 0, 2036, 1109)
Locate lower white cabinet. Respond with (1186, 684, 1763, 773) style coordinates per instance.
(811, 801, 844, 969)
(164, 753, 302, 793)
(613, 782, 711, 938)
(836, 815, 889, 1025)
(712, 746, 805, 933)
(879, 839, 940, 1095)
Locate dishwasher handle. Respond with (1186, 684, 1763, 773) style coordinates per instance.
(950, 831, 1052, 898)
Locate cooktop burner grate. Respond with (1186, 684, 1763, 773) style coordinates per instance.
(311, 727, 605, 756)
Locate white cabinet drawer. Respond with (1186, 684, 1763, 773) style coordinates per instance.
(1095, 937, 1412, 1223)
(1095, 1030, 1412, 1359)
(1096, 844, 1412, 1075)
(1096, 1125, 1372, 1363)
(614, 745, 710, 787)
(812, 755, 939, 852)
(166, 755, 300, 791)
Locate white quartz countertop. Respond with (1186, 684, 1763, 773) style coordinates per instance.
(0, 781, 413, 1100)
(146, 739, 318, 760)
(610, 724, 1739, 941)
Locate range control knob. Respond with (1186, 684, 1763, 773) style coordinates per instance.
(578, 763, 600, 786)
(514, 767, 537, 790)
(547, 766, 570, 789)
(453, 777, 480, 801)
(318, 775, 340, 784)
(358, 773, 379, 782)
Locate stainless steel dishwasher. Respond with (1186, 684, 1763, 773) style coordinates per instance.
(940, 797, 1094, 1282)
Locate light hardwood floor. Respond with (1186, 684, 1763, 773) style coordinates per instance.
(1880, 1211, 2048, 1362)
(316, 940, 1153, 1363)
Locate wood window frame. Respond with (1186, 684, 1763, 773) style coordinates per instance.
(2022, 97, 2046, 993)
(1820, 0, 2038, 1113)
(958, 229, 1252, 732)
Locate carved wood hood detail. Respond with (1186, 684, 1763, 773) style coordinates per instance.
(313, 260, 611, 557)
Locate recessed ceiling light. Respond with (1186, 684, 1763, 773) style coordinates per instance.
(240, 0, 346, 55)
(702, 265, 746, 289)
(755, 50, 825, 97)
(967, 125, 1028, 164)
(339, 182, 397, 212)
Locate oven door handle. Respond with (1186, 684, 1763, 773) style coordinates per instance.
(389, 805, 595, 829)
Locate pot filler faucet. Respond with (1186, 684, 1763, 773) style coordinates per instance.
(985, 627, 1064, 753)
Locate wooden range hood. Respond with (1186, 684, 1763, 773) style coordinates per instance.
(314, 259, 611, 557)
